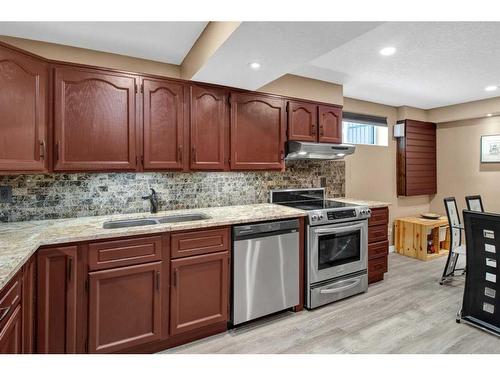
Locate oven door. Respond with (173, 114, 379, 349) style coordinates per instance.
(308, 220, 368, 284)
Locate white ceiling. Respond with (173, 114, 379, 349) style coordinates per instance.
(192, 22, 382, 90)
(1, 21, 500, 108)
(295, 22, 500, 109)
(0, 22, 207, 64)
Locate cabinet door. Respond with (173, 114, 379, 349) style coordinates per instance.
(22, 256, 36, 353)
(170, 252, 229, 335)
(53, 66, 137, 171)
(318, 105, 342, 143)
(0, 305, 22, 354)
(0, 45, 48, 173)
(88, 262, 162, 353)
(37, 246, 78, 353)
(398, 120, 437, 196)
(230, 92, 286, 170)
(287, 101, 318, 142)
(143, 78, 186, 170)
(190, 85, 228, 171)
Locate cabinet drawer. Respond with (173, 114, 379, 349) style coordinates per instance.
(368, 224, 388, 244)
(88, 235, 164, 271)
(368, 241, 389, 260)
(368, 207, 388, 227)
(171, 227, 230, 259)
(368, 255, 388, 275)
(0, 272, 22, 332)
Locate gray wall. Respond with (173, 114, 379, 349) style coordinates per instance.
(0, 160, 345, 222)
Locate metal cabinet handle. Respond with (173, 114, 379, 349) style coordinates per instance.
(319, 125, 324, 136)
(39, 140, 45, 160)
(156, 271, 160, 291)
(311, 124, 316, 136)
(320, 279, 361, 294)
(0, 306, 11, 322)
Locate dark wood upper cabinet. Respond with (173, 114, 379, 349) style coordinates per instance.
(53, 66, 138, 172)
(143, 78, 187, 171)
(397, 119, 437, 196)
(37, 246, 78, 353)
(318, 104, 342, 143)
(230, 92, 286, 170)
(287, 101, 318, 142)
(88, 262, 163, 353)
(189, 85, 228, 171)
(0, 44, 48, 173)
(170, 251, 229, 336)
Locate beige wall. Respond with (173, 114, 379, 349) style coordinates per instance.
(430, 115, 500, 215)
(343, 98, 432, 244)
(397, 106, 429, 122)
(0, 35, 181, 78)
(259, 74, 343, 105)
(429, 96, 500, 123)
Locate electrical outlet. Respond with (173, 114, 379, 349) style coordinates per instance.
(320, 177, 327, 187)
(0, 186, 13, 203)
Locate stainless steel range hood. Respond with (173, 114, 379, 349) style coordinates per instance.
(286, 141, 355, 160)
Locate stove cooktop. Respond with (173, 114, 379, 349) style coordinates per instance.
(279, 200, 357, 211)
(270, 188, 371, 225)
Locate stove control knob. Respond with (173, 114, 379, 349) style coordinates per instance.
(367, 208, 372, 215)
(319, 214, 324, 220)
(311, 214, 318, 221)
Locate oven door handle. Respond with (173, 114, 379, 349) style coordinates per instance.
(319, 278, 361, 294)
(314, 223, 364, 235)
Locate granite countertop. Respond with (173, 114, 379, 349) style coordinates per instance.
(0, 203, 306, 291)
(329, 197, 391, 209)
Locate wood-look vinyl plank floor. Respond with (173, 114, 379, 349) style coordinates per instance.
(162, 253, 500, 354)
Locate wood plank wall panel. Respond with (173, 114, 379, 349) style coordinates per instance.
(397, 119, 437, 196)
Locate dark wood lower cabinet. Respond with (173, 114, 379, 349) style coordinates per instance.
(368, 207, 390, 284)
(88, 262, 163, 353)
(0, 305, 22, 354)
(37, 246, 78, 353)
(170, 251, 229, 336)
(0, 226, 255, 353)
(22, 256, 36, 353)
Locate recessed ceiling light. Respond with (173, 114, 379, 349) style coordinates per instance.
(249, 62, 261, 70)
(485, 85, 498, 92)
(487, 113, 493, 117)
(379, 47, 396, 56)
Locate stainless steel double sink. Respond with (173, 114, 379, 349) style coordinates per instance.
(102, 213, 210, 229)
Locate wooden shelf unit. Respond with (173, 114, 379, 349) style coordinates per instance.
(394, 216, 450, 261)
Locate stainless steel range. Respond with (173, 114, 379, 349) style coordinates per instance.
(271, 188, 371, 309)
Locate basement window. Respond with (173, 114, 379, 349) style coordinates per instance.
(342, 112, 388, 146)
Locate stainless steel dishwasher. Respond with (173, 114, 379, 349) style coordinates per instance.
(232, 219, 300, 325)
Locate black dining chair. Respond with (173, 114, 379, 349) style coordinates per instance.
(458, 210, 500, 335)
(465, 195, 484, 212)
(440, 197, 466, 285)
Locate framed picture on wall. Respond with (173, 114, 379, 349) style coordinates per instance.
(481, 135, 500, 163)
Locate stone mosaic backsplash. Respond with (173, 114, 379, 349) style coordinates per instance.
(0, 160, 345, 222)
